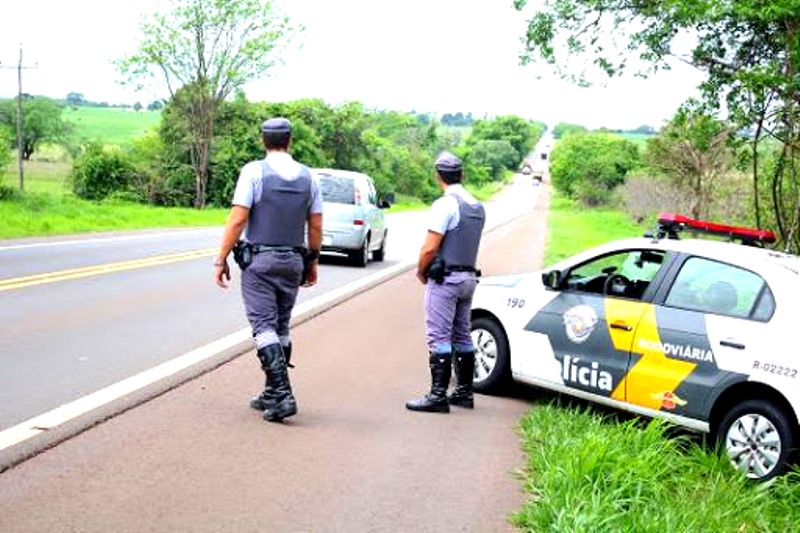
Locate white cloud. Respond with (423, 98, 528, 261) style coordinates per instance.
(0, 0, 706, 130)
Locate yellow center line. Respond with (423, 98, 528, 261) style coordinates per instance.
(0, 248, 218, 292)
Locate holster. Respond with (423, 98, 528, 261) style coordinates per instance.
(426, 258, 446, 285)
(300, 248, 314, 285)
(232, 240, 253, 270)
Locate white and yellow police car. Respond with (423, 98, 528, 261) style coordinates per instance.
(470, 213, 800, 481)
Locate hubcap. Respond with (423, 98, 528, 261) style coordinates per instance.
(725, 413, 781, 479)
(471, 328, 498, 383)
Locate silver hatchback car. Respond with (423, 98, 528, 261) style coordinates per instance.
(313, 168, 392, 267)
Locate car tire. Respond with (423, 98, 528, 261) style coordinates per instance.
(348, 237, 369, 268)
(715, 399, 797, 481)
(470, 316, 511, 394)
(372, 230, 387, 262)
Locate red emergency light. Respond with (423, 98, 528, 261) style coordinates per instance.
(655, 212, 776, 245)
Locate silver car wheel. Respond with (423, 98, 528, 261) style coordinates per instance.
(725, 413, 781, 479)
(471, 327, 498, 382)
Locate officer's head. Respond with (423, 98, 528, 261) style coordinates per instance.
(435, 151, 463, 185)
(261, 117, 292, 150)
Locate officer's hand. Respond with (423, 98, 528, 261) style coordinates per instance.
(416, 271, 428, 285)
(303, 261, 318, 287)
(215, 261, 231, 288)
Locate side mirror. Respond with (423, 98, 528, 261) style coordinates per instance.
(542, 270, 562, 290)
(380, 192, 395, 209)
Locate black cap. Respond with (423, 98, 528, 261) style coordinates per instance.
(261, 117, 292, 134)
(435, 151, 462, 172)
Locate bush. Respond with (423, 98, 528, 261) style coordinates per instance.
(69, 143, 135, 200)
(549, 132, 640, 205)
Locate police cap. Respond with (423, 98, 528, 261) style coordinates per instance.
(435, 151, 462, 172)
(261, 117, 292, 134)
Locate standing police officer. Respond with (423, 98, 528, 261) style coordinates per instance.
(214, 117, 323, 423)
(406, 151, 485, 413)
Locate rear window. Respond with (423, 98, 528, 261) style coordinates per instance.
(319, 175, 355, 205)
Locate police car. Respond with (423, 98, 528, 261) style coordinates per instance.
(470, 213, 800, 481)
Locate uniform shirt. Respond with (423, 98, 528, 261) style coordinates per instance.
(427, 183, 481, 235)
(232, 152, 323, 214)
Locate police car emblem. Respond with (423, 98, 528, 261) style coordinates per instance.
(563, 305, 599, 344)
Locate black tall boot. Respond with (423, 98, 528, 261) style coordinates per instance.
(406, 352, 451, 413)
(249, 343, 292, 412)
(258, 343, 297, 422)
(449, 350, 475, 409)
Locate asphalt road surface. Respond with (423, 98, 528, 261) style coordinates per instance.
(0, 183, 550, 532)
(0, 176, 539, 442)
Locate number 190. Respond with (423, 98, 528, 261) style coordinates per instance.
(507, 298, 525, 308)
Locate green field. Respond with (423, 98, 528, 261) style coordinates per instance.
(64, 106, 161, 145)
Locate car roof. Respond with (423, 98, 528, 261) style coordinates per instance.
(559, 236, 800, 275)
(312, 168, 371, 181)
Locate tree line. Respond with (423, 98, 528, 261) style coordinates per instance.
(66, 94, 544, 207)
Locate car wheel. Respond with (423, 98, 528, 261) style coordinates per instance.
(470, 316, 511, 394)
(348, 237, 369, 267)
(372, 230, 387, 262)
(716, 399, 796, 481)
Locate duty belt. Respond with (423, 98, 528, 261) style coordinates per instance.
(446, 265, 481, 277)
(251, 245, 305, 255)
(446, 265, 477, 272)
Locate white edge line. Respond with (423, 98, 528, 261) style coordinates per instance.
(0, 259, 415, 453)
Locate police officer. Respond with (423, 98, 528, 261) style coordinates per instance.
(406, 151, 486, 413)
(214, 117, 323, 423)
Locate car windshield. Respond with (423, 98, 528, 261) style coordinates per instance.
(319, 175, 355, 205)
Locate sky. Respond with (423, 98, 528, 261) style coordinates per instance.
(0, 0, 706, 131)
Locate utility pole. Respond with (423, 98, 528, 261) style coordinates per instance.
(1, 44, 37, 191)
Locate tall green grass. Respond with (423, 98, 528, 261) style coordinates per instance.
(512, 402, 800, 532)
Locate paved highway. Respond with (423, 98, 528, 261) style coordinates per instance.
(0, 176, 539, 434)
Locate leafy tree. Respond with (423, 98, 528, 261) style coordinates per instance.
(0, 128, 12, 177)
(69, 143, 136, 200)
(646, 105, 740, 219)
(514, 0, 800, 251)
(66, 92, 86, 107)
(467, 116, 544, 171)
(147, 100, 164, 112)
(118, 0, 300, 207)
(552, 123, 587, 139)
(549, 132, 639, 205)
(468, 140, 519, 181)
(0, 96, 70, 160)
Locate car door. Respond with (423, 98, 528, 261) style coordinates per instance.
(623, 256, 773, 421)
(363, 176, 384, 251)
(523, 249, 668, 402)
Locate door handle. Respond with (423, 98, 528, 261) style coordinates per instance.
(609, 322, 632, 332)
(720, 340, 745, 350)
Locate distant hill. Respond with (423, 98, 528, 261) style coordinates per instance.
(64, 107, 161, 145)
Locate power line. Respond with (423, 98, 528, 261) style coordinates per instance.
(0, 43, 38, 191)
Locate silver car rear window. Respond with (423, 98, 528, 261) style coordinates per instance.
(320, 176, 355, 205)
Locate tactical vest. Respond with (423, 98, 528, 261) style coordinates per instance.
(439, 195, 485, 267)
(246, 161, 312, 247)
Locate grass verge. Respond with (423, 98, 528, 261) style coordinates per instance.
(0, 190, 227, 239)
(512, 401, 800, 532)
